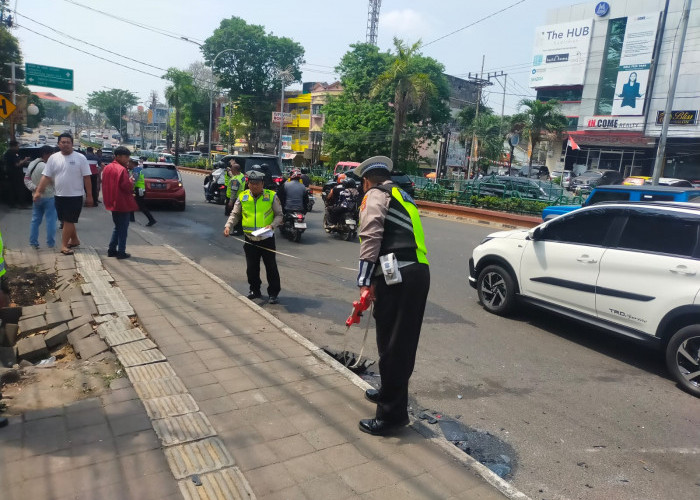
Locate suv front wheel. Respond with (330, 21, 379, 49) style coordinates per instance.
(477, 265, 516, 315)
(665, 325, 700, 397)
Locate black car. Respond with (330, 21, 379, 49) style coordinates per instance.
(470, 175, 551, 200)
(100, 148, 115, 164)
(223, 154, 284, 190)
(390, 171, 415, 198)
(519, 165, 550, 179)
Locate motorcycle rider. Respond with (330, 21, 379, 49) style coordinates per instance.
(281, 169, 309, 214)
(325, 176, 359, 227)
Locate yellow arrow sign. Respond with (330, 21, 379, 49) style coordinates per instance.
(0, 95, 17, 120)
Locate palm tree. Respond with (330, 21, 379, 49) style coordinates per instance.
(511, 99, 567, 167)
(371, 38, 436, 166)
(164, 68, 195, 164)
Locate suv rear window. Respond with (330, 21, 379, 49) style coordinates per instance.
(587, 191, 630, 204)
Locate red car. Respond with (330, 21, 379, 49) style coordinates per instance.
(142, 162, 186, 211)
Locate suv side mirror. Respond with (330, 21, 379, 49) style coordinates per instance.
(528, 226, 543, 240)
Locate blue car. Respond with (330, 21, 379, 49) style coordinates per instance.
(542, 185, 700, 221)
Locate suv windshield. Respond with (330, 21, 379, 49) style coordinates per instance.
(142, 167, 179, 180)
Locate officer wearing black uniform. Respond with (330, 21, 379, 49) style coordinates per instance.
(353, 156, 430, 436)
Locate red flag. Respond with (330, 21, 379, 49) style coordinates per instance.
(567, 135, 580, 150)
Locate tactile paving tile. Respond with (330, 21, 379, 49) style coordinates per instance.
(178, 467, 254, 500)
(117, 348, 166, 367)
(97, 315, 132, 339)
(126, 362, 177, 381)
(152, 412, 216, 446)
(143, 394, 199, 420)
(164, 437, 235, 479)
(132, 376, 187, 399)
(104, 327, 147, 347)
(113, 338, 157, 355)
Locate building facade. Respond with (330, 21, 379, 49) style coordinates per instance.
(534, 0, 700, 179)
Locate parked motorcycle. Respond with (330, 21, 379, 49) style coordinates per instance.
(203, 167, 227, 204)
(281, 211, 307, 242)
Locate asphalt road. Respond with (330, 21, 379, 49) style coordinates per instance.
(2, 169, 698, 500)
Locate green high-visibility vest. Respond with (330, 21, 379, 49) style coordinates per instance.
(227, 173, 245, 198)
(224, 171, 230, 196)
(363, 183, 429, 265)
(239, 189, 275, 234)
(134, 172, 145, 190)
(0, 229, 5, 279)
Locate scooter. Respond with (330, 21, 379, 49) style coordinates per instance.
(307, 191, 315, 212)
(281, 211, 306, 242)
(323, 206, 358, 241)
(203, 167, 227, 204)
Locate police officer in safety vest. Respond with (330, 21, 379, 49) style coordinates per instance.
(225, 159, 245, 222)
(353, 155, 430, 436)
(223, 169, 283, 304)
(129, 158, 156, 227)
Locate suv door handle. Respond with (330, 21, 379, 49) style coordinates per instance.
(576, 255, 598, 264)
(669, 265, 696, 276)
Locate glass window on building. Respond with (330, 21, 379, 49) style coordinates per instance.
(536, 87, 583, 102)
(566, 117, 579, 131)
(596, 17, 628, 115)
(312, 104, 322, 115)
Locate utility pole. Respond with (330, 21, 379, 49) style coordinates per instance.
(651, 0, 692, 185)
(465, 56, 494, 179)
(277, 70, 293, 162)
(4, 61, 19, 139)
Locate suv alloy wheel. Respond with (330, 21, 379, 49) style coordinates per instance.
(477, 264, 516, 315)
(665, 325, 700, 396)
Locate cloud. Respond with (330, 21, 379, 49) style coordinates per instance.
(380, 9, 429, 39)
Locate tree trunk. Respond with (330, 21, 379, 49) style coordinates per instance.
(390, 97, 406, 167)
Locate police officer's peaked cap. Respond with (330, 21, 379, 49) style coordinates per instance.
(247, 170, 265, 181)
(353, 156, 393, 178)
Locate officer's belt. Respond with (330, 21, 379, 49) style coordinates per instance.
(372, 260, 415, 277)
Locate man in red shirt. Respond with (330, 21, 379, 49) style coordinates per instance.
(102, 146, 139, 259)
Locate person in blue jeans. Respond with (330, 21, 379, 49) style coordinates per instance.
(25, 146, 57, 249)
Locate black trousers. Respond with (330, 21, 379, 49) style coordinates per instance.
(90, 174, 99, 206)
(243, 235, 281, 296)
(372, 263, 430, 422)
(131, 192, 155, 223)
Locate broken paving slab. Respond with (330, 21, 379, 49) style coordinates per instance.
(45, 323, 69, 348)
(21, 304, 46, 319)
(67, 323, 94, 345)
(104, 328, 147, 347)
(164, 437, 235, 479)
(93, 315, 113, 324)
(97, 303, 134, 316)
(125, 362, 177, 382)
(152, 411, 216, 446)
(72, 335, 109, 360)
(178, 467, 254, 500)
(67, 315, 93, 331)
(112, 338, 157, 355)
(16, 336, 49, 362)
(133, 377, 188, 399)
(143, 394, 199, 420)
(45, 309, 74, 329)
(96, 315, 132, 339)
(117, 348, 166, 367)
(18, 315, 48, 336)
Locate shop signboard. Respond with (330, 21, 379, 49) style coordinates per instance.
(582, 115, 645, 130)
(272, 112, 292, 124)
(281, 135, 292, 150)
(529, 19, 593, 88)
(611, 12, 660, 116)
(655, 110, 698, 125)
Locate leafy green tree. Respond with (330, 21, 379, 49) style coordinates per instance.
(0, 23, 34, 139)
(218, 102, 248, 152)
(164, 68, 196, 164)
(371, 38, 441, 166)
(202, 16, 305, 151)
(86, 88, 138, 139)
(511, 99, 567, 166)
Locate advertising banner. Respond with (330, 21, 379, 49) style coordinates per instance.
(611, 12, 660, 116)
(272, 112, 292, 124)
(582, 115, 645, 130)
(655, 110, 698, 125)
(529, 20, 593, 88)
(281, 135, 292, 150)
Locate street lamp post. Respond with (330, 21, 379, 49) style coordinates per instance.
(207, 49, 243, 166)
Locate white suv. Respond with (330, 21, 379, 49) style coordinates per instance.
(468, 202, 700, 397)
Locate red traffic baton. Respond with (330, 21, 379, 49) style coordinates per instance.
(345, 289, 370, 328)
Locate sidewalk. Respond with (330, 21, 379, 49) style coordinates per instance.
(1, 238, 523, 499)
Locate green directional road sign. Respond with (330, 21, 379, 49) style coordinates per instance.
(25, 63, 74, 91)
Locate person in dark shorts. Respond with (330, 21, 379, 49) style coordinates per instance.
(33, 133, 93, 255)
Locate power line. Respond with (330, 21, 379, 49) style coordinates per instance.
(423, 0, 527, 48)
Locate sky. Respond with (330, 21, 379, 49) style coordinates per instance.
(11, 0, 579, 115)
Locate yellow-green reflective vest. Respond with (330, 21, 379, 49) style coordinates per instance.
(227, 173, 245, 198)
(366, 183, 429, 265)
(134, 171, 145, 190)
(224, 171, 230, 196)
(0, 228, 5, 279)
(239, 189, 275, 233)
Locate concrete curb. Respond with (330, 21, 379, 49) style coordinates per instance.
(164, 244, 532, 500)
